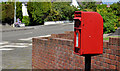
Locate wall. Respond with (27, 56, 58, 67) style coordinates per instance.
(32, 31, 120, 70)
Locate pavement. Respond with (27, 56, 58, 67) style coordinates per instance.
(0, 25, 34, 32)
(0, 23, 74, 32)
(103, 27, 120, 37)
(1, 23, 119, 37)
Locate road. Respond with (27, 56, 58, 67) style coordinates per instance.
(1, 24, 74, 70)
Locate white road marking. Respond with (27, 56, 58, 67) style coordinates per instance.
(0, 35, 51, 51)
(10, 43, 29, 46)
(0, 48, 13, 51)
(0, 42, 9, 45)
(18, 35, 51, 41)
(29, 43, 32, 46)
(18, 37, 32, 41)
(1, 45, 28, 48)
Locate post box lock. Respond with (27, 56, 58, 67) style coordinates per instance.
(74, 11, 103, 55)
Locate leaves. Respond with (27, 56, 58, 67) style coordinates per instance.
(2, 4, 14, 24)
(27, 2, 51, 25)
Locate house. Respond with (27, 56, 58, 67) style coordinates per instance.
(70, 0, 79, 7)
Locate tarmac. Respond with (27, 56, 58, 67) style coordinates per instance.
(0, 24, 120, 37)
(0, 25, 34, 32)
(0, 23, 74, 32)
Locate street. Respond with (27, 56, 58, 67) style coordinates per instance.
(1, 24, 74, 69)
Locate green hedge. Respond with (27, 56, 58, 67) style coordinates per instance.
(1, 2, 22, 24)
(97, 4, 119, 34)
(2, 4, 14, 24)
(27, 2, 51, 25)
(22, 16, 30, 26)
(7, 2, 23, 21)
(27, 2, 77, 25)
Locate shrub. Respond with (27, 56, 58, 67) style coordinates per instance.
(97, 4, 119, 34)
(16, 2, 23, 21)
(27, 2, 77, 25)
(7, 2, 23, 21)
(2, 4, 14, 24)
(1, 2, 22, 25)
(27, 2, 51, 25)
(52, 2, 77, 21)
(22, 16, 30, 26)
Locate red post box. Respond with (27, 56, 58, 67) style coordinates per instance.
(74, 11, 103, 55)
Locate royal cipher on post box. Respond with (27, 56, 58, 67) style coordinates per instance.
(74, 11, 103, 55)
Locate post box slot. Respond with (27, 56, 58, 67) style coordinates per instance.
(74, 20, 81, 28)
(75, 12, 81, 17)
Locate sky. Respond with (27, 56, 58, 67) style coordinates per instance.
(0, 0, 120, 4)
(102, 0, 119, 4)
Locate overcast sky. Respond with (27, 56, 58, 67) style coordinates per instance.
(0, 0, 119, 4)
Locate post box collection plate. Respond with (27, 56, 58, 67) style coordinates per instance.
(74, 11, 103, 55)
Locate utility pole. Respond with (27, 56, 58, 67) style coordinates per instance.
(13, 0, 16, 27)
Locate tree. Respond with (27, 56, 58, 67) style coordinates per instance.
(97, 4, 119, 33)
(50, 2, 77, 21)
(79, 2, 97, 11)
(111, 2, 120, 27)
(27, 2, 51, 25)
(7, 2, 23, 21)
(2, 4, 14, 25)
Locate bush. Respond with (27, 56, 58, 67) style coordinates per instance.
(1, 2, 22, 25)
(52, 2, 77, 21)
(2, 4, 14, 24)
(27, 2, 77, 25)
(16, 2, 23, 21)
(97, 4, 119, 34)
(22, 16, 30, 26)
(79, 2, 97, 11)
(7, 2, 23, 21)
(44, 9, 61, 21)
(27, 2, 51, 25)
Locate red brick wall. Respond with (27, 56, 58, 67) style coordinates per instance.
(32, 31, 120, 70)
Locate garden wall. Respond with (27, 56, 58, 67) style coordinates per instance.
(32, 31, 120, 70)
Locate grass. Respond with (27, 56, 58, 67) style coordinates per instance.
(103, 36, 120, 40)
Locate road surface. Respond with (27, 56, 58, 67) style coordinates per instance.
(1, 24, 74, 69)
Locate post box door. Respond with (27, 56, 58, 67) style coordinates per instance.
(74, 11, 103, 55)
(81, 12, 103, 55)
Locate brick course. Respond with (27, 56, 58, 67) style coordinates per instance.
(32, 31, 120, 70)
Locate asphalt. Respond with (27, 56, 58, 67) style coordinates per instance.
(0, 25, 34, 32)
(1, 23, 74, 70)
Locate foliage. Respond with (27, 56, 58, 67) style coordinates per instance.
(16, 2, 23, 20)
(97, 4, 119, 34)
(27, 2, 51, 25)
(27, 2, 77, 25)
(79, 2, 97, 11)
(22, 16, 30, 26)
(51, 2, 77, 21)
(110, 2, 120, 16)
(0, 4, 2, 22)
(44, 9, 61, 21)
(1, 2, 22, 24)
(2, 4, 14, 24)
(7, 2, 23, 21)
(110, 2, 120, 27)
